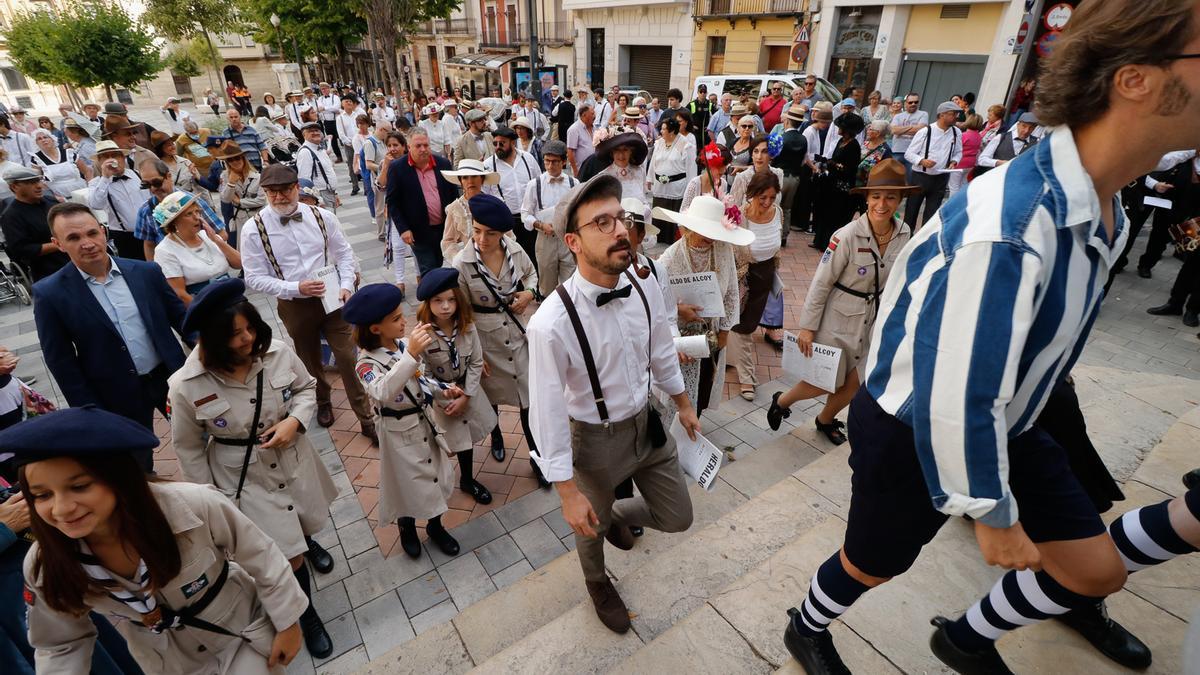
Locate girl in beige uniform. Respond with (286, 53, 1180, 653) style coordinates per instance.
(450, 193, 548, 486)
(7, 407, 307, 674)
(415, 267, 498, 505)
(766, 159, 914, 443)
(167, 279, 338, 659)
(344, 283, 463, 559)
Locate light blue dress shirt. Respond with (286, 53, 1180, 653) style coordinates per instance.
(80, 259, 161, 375)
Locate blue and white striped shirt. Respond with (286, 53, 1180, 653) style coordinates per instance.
(863, 125, 1127, 529)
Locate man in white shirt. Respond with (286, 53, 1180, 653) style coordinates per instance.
(528, 174, 699, 634)
(371, 93, 397, 128)
(443, 100, 466, 135)
(419, 103, 459, 158)
(483, 127, 540, 260)
(295, 122, 340, 210)
(520, 97, 551, 141)
(889, 92, 929, 178)
(284, 90, 310, 138)
(977, 111, 1040, 170)
(87, 140, 150, 260)
(239, 164, 375, 444)
(336, 96, 364, 196)
(567, 104, 595, 176)
(159, 97, 190, 136)
(0, 115, 36, 167)
(592, 89, 613, 130)
(520, 140, 578, 297)
(315, 82, 344, 163)
(903, 101, 963, 227)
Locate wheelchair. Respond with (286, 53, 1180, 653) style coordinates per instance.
(0, 243, 32, 306)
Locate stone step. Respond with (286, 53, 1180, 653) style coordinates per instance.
(355, 425, 831, 674)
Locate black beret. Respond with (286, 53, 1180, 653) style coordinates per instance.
(343, 283, 403, 326)
(468, 194, 514, 232)
(416, 268, 460, 302)
(492, 126, 518, 140)
(0, 406, 159, 466)
(182, 278, 246, 335)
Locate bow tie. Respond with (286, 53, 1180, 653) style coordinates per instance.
(548, 176, 565, 183)
(596, 285, 631, 307)
(112, 174, 131, 181)
(279, 211, 304, 224)
(1014, 137, 1028, 145)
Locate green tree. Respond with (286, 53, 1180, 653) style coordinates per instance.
(3, 4, 162, 101)
(140, 0, 244, 89)
(242, 0, 368, 83)
(352, 0, 460, 97)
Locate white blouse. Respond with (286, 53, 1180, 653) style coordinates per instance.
(154, 231, 231, 286)
(648, 134, 697, 200)
(601, 162, 648, 205)
(743, 205, 782, 263)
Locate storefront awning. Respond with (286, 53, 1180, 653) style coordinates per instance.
(443, 53, 529, 71)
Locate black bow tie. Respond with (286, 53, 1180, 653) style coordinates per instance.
(279, 211, 304, 224)
(1015, 137, 1028, 145)
(596, 285, 631, 307)
(112, 174, 131, 181)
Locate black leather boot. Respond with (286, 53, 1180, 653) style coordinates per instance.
(397, 517, 422, 558)
(1056, 600, 1152, 670)
(294, 565, 333, 659)
(304, 536, 334, 574)
(929, 616, 1013, 675)
(782, 607, 850, 675)
(425, 515, 460, 556)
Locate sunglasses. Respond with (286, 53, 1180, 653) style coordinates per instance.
(738, 123, 755, 129)
(140, 179, 165, 190)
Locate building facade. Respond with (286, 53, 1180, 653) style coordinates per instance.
(566, 0, 694, 100)
(689, 0, 809, 88)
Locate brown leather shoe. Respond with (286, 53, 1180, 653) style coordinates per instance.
(585, 580, 631, 633)
(317, 402, 335, 427)
(360, 423, 378, 447)
(605, 523, 635, 551)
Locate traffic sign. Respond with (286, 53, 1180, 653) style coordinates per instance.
(1036, 30, 1061, 57)
(1044, 3, 1073, 30)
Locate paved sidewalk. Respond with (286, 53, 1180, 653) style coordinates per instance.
(3, 158, 1198, 673)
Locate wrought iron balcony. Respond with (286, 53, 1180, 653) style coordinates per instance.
(478, 21, 574, 49)
(692, 0, 803, 18)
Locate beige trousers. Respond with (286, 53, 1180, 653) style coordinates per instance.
(535, 231, 576, 299)
(277, 297, 373, 426)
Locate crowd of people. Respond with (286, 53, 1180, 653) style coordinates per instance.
(2, 2, 1200, 673)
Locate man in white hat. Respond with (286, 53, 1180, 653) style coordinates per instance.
(902, 101, 962, 227)
(8, 107, 36, 135)
(87, 140, 150, 259)
(419, 102, 459, 158)
(296, 122, 339, 210)
(521, 140, 578, 297)
(527, 174, 700, 635)
(315, 82, 343, 163)
(284, 91, 310, 138)
(443, 99, 466, 134)
(159, 96, 190, 136)
(336, 95, 365, 196)
(371, 92, 397, 128)
(452, 109, 495, 168)
(81, 101, 104, 127)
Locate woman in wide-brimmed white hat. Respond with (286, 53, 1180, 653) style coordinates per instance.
(510, 117, 543, 167)
(653, 195, 753, 418)
(438, 159, 507, 260)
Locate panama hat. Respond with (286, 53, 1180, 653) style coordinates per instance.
(210, 139, 246, 160)
(91, 140, 131, 159)
(730, 102, 749, 117)
(850, 158, 919, 196)
(440, 158, 500, 185)
(622, 197, 656, 237)
(652, 195, 755, 246)
(622, 106, 643, 121)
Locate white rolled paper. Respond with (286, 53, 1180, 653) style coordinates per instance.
(675, 335, 710, 358)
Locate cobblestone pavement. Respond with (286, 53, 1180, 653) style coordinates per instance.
(2, 159, 1197, 673)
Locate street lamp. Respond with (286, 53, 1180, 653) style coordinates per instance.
(269, 13, 284, 62)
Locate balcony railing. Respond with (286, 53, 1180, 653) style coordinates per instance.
(418, 18, 476, 34)
(692, 0, 802, 17)
(479, 21, 574, 49)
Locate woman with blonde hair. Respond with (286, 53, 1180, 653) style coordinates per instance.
(438, 159, 502, 261)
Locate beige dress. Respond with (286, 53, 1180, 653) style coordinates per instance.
(221, 171, 265, 231)
(441, 195, 517, 263)
(25, 481, 308, 675)
(452, 240, 538, 408)
(422, 324, 498, 452)
(798, 214, 912, 390)
(168, 340, 338, 559)
(356, 346, 456, 522)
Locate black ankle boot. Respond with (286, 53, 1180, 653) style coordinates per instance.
(490, 427, 506, 462)
(425, 516, 460, 556)
(304, 536, 334, 574)
(929, 616, 1013, 674)
(457, 449, 492, 504)
(294, 565, 333, 658)
(783, 608, 850, 675)
(397, 517, 422, 558)
(1056, 600, 1152, 670)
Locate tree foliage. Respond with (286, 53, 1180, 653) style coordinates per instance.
(3, 4, 162, 99)
(353, 0, 460, 96)
(140, 0, 246, 43)
(166, 39, 222, 78)
(243, 0, 368, 67)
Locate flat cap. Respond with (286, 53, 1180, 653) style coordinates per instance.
(260, 164, 299, 187)
(342, 283, 403, 326)
(936, 101, 959, 115)
(3, 166, 42, 183)
(1018, 112, 1040, 125)
(0, 405, 160, 466)
(542, 140, 567, 158)
(465, 109, 488, 122)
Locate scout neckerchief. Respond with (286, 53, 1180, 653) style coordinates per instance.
(78, 540, 163, 628)
(473, 237, 519, 302)
(431, 325, 460, 370)
(388, 342, 436, 404)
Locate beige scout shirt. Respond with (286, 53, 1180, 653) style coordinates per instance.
(422, 324, 497, 452)
(168, 340, 338, 559)
(451, 240, 538, 408)
(356, 347, 456, 522)
(25, 481, 307, 675)
(798, 213, 912, 389)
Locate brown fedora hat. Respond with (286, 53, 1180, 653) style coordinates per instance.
(851, 158, 919, 195)
(148, 130, 173, 152)
(209, 139, 245, 160)
(100, 115, 145, 140)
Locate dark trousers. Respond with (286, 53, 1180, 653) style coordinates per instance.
(132, 365, 170, 472)
(276, 298, 373, 425)
(904, 171, 950, 228)
(323, 120, 342, 161)
(108, 229, 144, 261)
(652, 196, 682, 243)
(813, 187, 853, 250)
(410, 231, 445, 277)
(511, 213, 536, 264)
(1168, 249, 1200, 312)
(1138, 217, 1176, 272)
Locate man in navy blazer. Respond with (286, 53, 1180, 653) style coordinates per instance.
(33, 202, 186, 471)
(385, 128, 458, 274)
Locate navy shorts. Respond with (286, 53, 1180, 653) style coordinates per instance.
(842, 389, 1106, 579)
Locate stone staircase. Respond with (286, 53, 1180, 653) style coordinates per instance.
(357, 366, 1200, 674)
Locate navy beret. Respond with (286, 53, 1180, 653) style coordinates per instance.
(183, 278, 246, 335)
(416, 267, 459, 302)
(0, 406, 159, 465)
(468, 193, 514, 232)
(343, 283, 403, 326)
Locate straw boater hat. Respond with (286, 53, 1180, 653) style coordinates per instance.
(594, 127, 648, 166)
(440, 158, 500, 185)
(90, 140, 131, 159)
(652, 195, 756, 246)
(621, 197, 656, 237)
(622, 106, 643, 121)
(152, 191, 199, 232)
(730, 102, 749, 117)
(850, 158, 918, 196)
(210, 139, 246, 161)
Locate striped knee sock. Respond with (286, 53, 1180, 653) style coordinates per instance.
(1109, 496, 1198, 572)
(946, 569, 1102, 652)
(791, 552, 870, 637)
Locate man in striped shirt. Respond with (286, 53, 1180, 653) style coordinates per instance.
(782, 2, 1200, 673)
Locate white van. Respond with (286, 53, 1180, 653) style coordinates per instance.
(692, 73, 842, 104)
